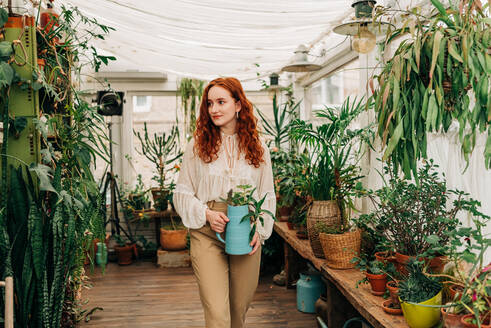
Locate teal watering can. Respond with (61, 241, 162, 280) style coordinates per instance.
(216, 204, 253, 255)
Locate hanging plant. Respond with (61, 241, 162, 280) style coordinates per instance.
(373, 0, 491, 178)
(178, 78, 205, 138)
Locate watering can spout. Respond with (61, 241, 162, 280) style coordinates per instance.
(216, 232, 226, 243)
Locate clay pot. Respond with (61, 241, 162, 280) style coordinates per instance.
(296, 230, 308, 240)
(375, 251, 397, 265)
(395, 252, 446, 275)
(441, 307, 465, 328)
(386, 281, 400, 306)
(461, 314, 491, 328)
(160, 228, 188, 251)
(382, 299, 402, 315)
(286, 222, 296, 230)
(448, 284, 464, 301)
(278, 205, 293, 222)
(365, 272, 387, 296)
(115, 243, 138, 265)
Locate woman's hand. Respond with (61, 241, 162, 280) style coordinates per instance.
(206, 209, 229, 233)
(248, 231, 260, 255)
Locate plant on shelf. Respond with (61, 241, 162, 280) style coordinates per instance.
(128, 174, 150, 211)
(290, 97, 373, 259)
(359, 160, 482, 274)
(427, 198, 490, 327)
(398, 260, 443, 328)
(372, 0, 491, 177)
(134, 123, 182, 211)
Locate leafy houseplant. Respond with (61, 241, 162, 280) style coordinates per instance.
(134, 123, 182, 211)
(360, 160, 473, 274)
(373, 0, 491, 177)
(399, 261, 443, 328)
(128, 174, 149, 211)
(178, 78, 205, 138)
(290, 97, 373, 258)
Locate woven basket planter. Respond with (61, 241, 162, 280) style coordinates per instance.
(306, 200, 341, 258)
(319, 229, 361, 269)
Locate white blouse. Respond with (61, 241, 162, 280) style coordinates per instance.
(173, 132, 276, 244)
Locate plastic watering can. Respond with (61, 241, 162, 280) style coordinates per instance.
(216, 204, 253, 255)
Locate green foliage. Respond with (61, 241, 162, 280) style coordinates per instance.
(398, 260, 442, 303)
(373, 0, 491, 176)
(223, 184, 254, 206)
(178, 78, 205, 138)
(360, 160, 481, 256)
(290, 97, 373, 226)
(0, 4, 115, 326)
(134, 123, 182, 192)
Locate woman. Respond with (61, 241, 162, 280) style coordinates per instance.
(173, 77, 276, 328)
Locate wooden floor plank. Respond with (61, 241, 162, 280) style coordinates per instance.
(80, 261, 317, 327)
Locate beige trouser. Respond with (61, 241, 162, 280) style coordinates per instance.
(190, 201, 261, 328)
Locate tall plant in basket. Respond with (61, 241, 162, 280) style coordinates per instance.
(290, 97, 373, 259)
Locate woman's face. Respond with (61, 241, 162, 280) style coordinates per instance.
(207, 86, 241, 131)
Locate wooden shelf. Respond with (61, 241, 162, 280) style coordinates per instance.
(274, 221, 408, 328)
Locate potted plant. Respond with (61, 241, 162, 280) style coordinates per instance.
(134, 123, 182, 211)
(290, 97, 373, 258)
(160, 211, 188, 251)
(355, 258, 388, 296)
(218, 184, 276, 254)
(360, 160, 473, 275)
(128, 174, 150, 211)
(135, 235, 158, 259)
(428, 201, 490, 328)
(113, 234, 138, 265)
(398, 260, 443, 328)
(372, 0, 491, 177)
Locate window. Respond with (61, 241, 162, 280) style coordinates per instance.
(133, 95, 152, 112)
(309, 59, 361, 111)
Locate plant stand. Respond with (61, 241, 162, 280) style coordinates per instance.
(156, 248, 190, 268)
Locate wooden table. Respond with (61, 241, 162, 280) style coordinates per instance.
(274, 221, 408, 328)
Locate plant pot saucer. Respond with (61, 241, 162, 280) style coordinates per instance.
(382, 299, 402, 315)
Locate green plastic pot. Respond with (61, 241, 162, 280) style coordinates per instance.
(400, 290, 442, 328)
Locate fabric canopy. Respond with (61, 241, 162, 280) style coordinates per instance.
(65, 0, 357, 80)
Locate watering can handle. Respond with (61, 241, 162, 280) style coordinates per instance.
(216, 232, 226, 243)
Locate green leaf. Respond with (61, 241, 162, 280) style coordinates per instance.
(0, 61, 14, 88)
(429, 31, 443, 81)
(29, 163, 56, 193)
(448, 40, 463, 63)
(0, 41, 12, 60)
(426, 235, 440, 244)
(383, 116, 404, 161)
(0, 8, 7, 28)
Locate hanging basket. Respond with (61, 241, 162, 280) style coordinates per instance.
(319, 229, 361, 269)
(306, 200, 341, 258)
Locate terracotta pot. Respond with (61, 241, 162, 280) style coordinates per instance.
(296, 230, 308, 240)
(382, 299, 402, 315)
(395, 252, 412, 276)
(386, 281, 400, 306)
(286, 222, 295, 230)
(115, 244, 137, 265)
(365, 272, 387, 296)
(441, 307, 465, 328)
(375, 251, 397, 265)
(395, 252, 446, 275)
(151, 188, 169, 211)
(461, 314, 491, 328)
(448, 284, 464, 301)
(160, 228, 188, 251)
(278, 205, 293, 222)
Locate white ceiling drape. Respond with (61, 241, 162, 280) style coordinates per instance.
(65, 0, 354, 79)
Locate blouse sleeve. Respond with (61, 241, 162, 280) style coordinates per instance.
(256, 144, 276, 244)
(172, 140, 208, 229)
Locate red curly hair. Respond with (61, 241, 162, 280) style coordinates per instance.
(194, 77, 264, 168)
